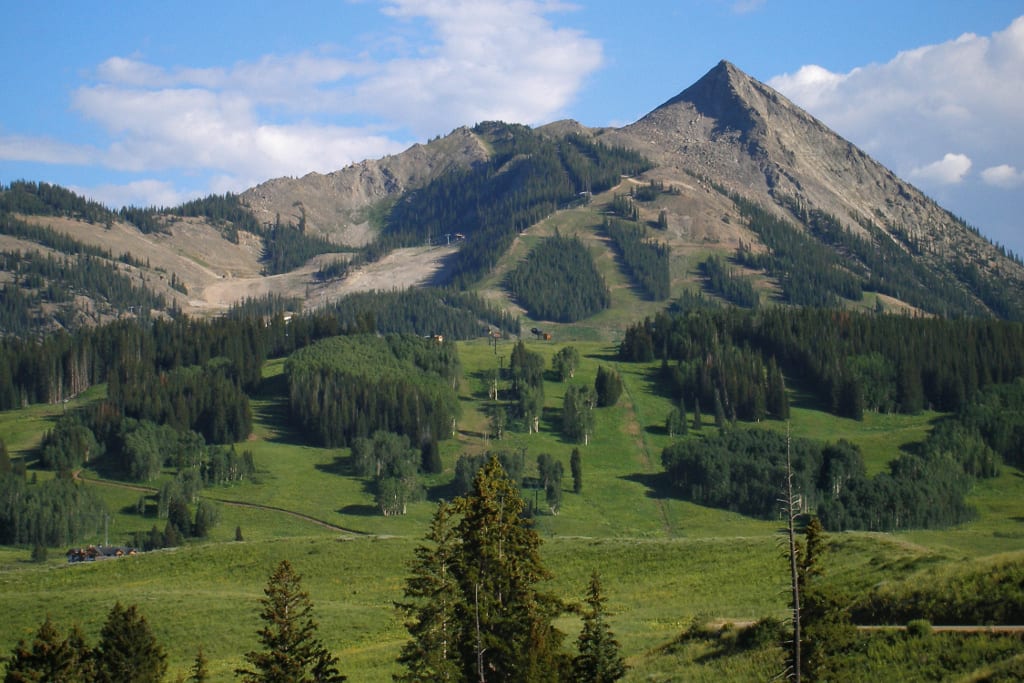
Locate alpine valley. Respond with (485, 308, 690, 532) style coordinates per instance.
(2, 61, 1024, 681)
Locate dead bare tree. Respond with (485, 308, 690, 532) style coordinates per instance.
(781, 423, 802, 682)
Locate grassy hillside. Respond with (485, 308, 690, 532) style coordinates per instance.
(2, 339, 1024, 680)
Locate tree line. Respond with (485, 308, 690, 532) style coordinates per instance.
(506, 232, 611, 322)
(286, 334, 462, 448)
(0, 180, 117, 226)
(727, 188, 1024, 321)
(327, 287, 521, 339)
(661, 426, 980, 532)
(382, 122, 650, 289)
(5, 458, 626, 682)
(700, 253, 759, 308)
(621, 305, 1024, 419)
(604, 217, 671, 300)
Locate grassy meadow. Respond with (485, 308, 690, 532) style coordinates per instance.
(3, 338, 1024, 680)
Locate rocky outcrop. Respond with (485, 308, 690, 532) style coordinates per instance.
(240, 126, 490, 246)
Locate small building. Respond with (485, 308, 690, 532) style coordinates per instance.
(66, 545, 138, 563)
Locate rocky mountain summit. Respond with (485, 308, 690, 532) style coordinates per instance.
(611, 61, 1021, 283)
(3, 60, 1022, 331)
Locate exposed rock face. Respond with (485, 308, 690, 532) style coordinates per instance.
(235, 59, 1023, 313)
(610, 61, 1022, 285)
(240, 126, 490, 246)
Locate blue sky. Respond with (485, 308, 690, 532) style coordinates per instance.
(2, 1, 1022, 254)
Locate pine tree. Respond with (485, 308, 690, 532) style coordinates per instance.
(190, 646, 209, 683)
(93, 603, 167, 683)
(397, 456, 568, 681)
(570, 448, 583, 494)
(236, 560, 345, 683)
(594, 366, 623, 407)
(395, 501, 464, 681)
(3, 616, 91, 683)
(454, 457, 567, 680)
(572, 572, 626, 682)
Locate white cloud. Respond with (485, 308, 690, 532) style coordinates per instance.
(730, 0, 766, 15)
(2, 0, 602, 209)
(76, 179, 191, 210)
(910, 153, 972, 184)
(769, 16, 1024, 183)
(981, 163, 1024, 188)
(0, 134, 96, 166)
(363, 0, 603, 133)
(769, 15, 1024, 253)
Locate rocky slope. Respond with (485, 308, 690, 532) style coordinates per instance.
(4, 60, 1022, 330)
(239, 126, 490, 246)
(606, 61, 1023, 287)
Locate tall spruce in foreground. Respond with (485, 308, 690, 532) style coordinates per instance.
(237, 560, 345, 683)
(397, 456, 568, 681)
(572, 572, 626, 682)
(93, 602, 167, 683)
(395, 501, 463, 681)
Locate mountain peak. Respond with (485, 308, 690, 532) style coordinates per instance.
(652, 60, 767, 139)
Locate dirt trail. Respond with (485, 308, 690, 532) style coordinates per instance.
(619, 366, 673, 536)
(74, 471, 366, 536)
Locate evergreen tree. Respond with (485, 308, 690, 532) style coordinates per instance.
(190, 646, 209, 683)
(537, 454, 564, 514)
(3, 616, 91, 683)
(454, 457, 567, 680)
(594, 366, 623, 407)
(192, 499, 219, 538)
(766, 357, 790, 420)
(570, 448, 583, 494)
(571, 572, 626, 682)
(93, 603, 167, 683)
(798, 517, 857, 681)
(237, 560, 345, 683)
(395, 501, 464, 681)
(398, 457, 567, 681)
(0, 439, 12, 475)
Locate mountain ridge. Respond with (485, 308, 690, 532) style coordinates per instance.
(2, 60, 1023, 332)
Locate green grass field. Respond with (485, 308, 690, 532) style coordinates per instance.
(2, 338, 1024, 680)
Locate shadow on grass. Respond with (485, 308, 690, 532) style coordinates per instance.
(426, 479, 462, 503)
(315, 454, 357, 477)
(584, 350, 619, 362)
(621, 471, 676, 500)
(338, 504, 378, 516)
(252, 372, 309, 445)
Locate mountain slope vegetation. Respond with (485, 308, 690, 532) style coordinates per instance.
(3, 60, 1024, 680)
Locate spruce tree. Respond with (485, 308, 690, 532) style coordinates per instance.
(397, 456, 568, 682)
(3, 616, 91, 683)
(396, 501, 464, 681)
(237, 560, 345, 683)
(572, 572, 626, 682)
(570, 448, 583, 494)
(93, 603, 167, 683)
(454, 457, 567, 680)
(594, 366, 623, 407)
(190, 646, 209, 683)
